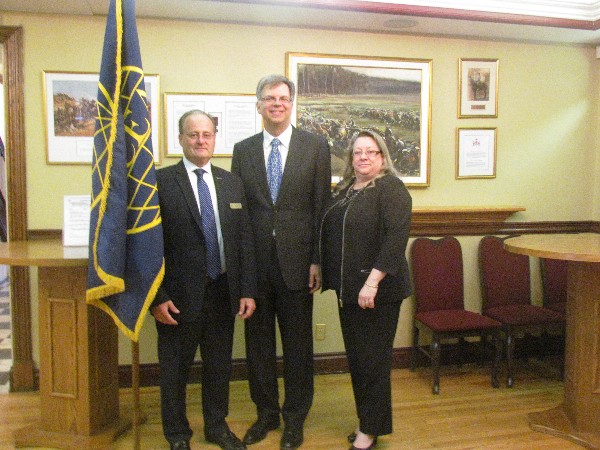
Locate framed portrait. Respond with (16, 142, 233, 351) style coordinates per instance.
(458, 58, 499, 118)
(43, 71, 161, 164)
(164, 93, 262, 157)
(456, 127, 497, 179)
(286, 52, 432, 187)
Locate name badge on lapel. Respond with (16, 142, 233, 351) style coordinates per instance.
(230, 203, 242, 209)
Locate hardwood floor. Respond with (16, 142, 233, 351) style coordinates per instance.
(0, 361, 580, 449)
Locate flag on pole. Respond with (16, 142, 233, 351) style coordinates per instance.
(87, 0, 164, 342)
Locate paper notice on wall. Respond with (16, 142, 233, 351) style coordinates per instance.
(63, 195, 91, 247)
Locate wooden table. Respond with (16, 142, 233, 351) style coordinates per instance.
(505, 233, 600, 449)
(0, 240, 129, 448)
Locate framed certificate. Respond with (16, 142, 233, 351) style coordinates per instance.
(456, 127, 497, 179)
(164, 93, 262, 157)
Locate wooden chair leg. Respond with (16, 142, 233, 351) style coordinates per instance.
(410, 326, 420, 371)
(480, 334, 486, 367)
(506, 328, 515, 388)
(560, 324, 566, 379)
(491, 332, 501, 388)
(432, 336, 441, 395)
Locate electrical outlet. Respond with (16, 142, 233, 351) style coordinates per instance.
(315, 323, 326, 340)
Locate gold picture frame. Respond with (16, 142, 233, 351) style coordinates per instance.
(456, 127, 497, 179)
(287, 52, 432, 187)
(43, 70, 161, 164)
(163, 92, 262, 157)
(458, 58, 498, 118)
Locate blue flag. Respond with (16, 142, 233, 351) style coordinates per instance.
(87, 0, 164, 342)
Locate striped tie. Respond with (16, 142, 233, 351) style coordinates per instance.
(195, 169, 221, 280)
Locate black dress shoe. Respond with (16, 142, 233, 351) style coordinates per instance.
(243, 417, 280, 445)
(206, 429, 247, 450)
(280, 425, 303, 450)
(170, 440, 191, 450)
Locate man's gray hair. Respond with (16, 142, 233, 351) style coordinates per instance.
(256, 74, 296, 101)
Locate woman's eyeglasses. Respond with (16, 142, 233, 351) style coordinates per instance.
(353, 150, 381, 158)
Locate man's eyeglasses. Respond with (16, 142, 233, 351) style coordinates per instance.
(260, 96, 293, 104)
(185, 132, 215, 140)
(353, 150, 381, 158)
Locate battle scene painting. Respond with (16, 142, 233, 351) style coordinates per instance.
(288, 54, 431, 186)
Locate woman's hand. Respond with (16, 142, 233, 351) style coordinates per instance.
(358, 284, 377, 309)
(358, 268, 386, 308)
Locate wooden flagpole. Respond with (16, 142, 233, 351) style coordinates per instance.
(132, 340, 141, 450)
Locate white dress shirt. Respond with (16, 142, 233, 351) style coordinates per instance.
(263, 124, 293, 174)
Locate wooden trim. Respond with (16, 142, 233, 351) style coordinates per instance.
(118, 352, 356, 388)
(29, 218, 597, 240)
(225, 0, 599, 30)
(494, 221, 596, 236)
(118, 336, 564, 388)
(27, 229, 62, 240)
(1, 26, 33, 392)
(411, 220, 596, 237)
(411, 206, 524, 236)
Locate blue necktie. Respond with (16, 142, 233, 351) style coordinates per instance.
(267, 137, 283, 203)
(195, 169, 221, 280)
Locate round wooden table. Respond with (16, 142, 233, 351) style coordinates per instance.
(505, 233, 600, 449)
(0, 240, 128, 449)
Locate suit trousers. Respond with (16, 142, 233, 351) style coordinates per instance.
(339, 300, 401, 437)
(156, 274, 234, 443)
(244, 237, 314, 425)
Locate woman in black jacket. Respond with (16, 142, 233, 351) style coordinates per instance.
(320, 130, 412, 450)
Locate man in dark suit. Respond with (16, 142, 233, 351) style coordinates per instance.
(151, 110, 257, 450)
(231, 74, 331, 449)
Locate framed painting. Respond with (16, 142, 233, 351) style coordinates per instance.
(43, 71, 161, 164)
(456, 127, 497, 178)
(164, 93, 262, 157)
(286, 52, 432, 186)
(458, 58, 498, 118)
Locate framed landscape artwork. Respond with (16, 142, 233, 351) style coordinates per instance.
(287, 52, 432, 186)
(43, 71, 160, 164)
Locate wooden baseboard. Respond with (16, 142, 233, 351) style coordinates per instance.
(27, 336, 564, 389)
(116, 335, 565, 388)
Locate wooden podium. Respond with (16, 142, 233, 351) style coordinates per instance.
(0, 240, 130, 448)
(505, 233, 600, 449)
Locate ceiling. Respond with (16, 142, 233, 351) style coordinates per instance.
(3, 0, 600, 45)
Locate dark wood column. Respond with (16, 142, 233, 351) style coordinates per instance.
(0, 26, 33, 391)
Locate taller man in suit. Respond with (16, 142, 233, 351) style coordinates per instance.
(152, 110, 257, 450)
(232, 75, 331, 449)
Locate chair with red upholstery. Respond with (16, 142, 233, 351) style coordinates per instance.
(410, 236, 502, 394)
(540, 257, 567, 316)
(478, 236, 564, 387)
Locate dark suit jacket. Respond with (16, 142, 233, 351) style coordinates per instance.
(231, 127, 331, 291)
(321, 174, 413, 305)
(152, 160, 257, 321)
